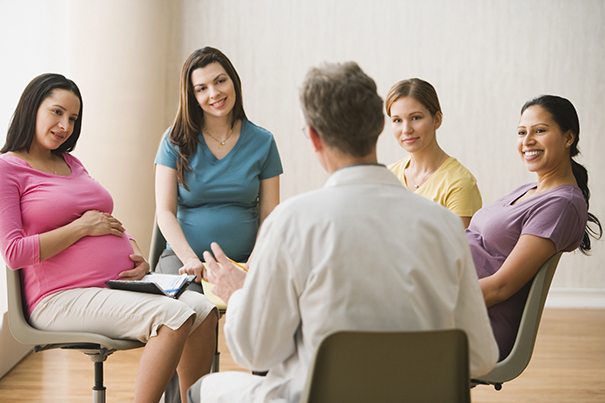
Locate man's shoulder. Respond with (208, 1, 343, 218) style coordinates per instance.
(273, 176, 459, 226)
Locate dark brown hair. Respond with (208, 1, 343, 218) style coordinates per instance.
(170, 47, 246, 189)
(1, 73, 83, 154)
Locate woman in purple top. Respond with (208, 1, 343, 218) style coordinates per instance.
(466, 95, 602, 360)
(0, 73, 217, 402)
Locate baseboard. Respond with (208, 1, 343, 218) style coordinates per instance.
(546, 288, 605, 309)
(0, 311, 32, 379)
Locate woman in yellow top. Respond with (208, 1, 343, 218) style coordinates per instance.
(386, 78, 481, 228)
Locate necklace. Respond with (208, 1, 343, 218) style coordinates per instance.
(407, 171, 425, 189)
(38, 156, 58, 175)
(407, 155, 447, 189)
(204, 126, 234, 149)
(9, 151, 59, 174)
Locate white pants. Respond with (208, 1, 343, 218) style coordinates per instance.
(30, 287, 215, 342)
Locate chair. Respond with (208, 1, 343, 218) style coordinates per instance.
(6, 266, 144, 403)
(148, 218, 226, 373)
(471, 252, 562, 390)
(298, 329, 471, 403)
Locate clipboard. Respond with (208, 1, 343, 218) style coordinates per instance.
(105, 273, 196, 298)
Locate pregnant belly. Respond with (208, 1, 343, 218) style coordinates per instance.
(46, 234, 136, 289)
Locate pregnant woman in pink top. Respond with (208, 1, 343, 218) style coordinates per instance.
(0, 73, 217, 403)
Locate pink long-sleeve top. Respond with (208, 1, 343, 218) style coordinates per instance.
(0, 153, 135, 315)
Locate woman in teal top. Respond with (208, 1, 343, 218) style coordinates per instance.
(155, 46, 282, 273)
(154, 47, 282, 402)
(155, 118, 282, 262)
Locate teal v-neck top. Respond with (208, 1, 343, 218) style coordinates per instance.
(155, 119, 283, 261)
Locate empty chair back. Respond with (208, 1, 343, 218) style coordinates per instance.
(299, 329, 470, 403)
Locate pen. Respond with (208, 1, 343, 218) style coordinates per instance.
(228, 258, 248, 272)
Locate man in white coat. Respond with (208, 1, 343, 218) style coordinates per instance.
(186, 62, 498, 402)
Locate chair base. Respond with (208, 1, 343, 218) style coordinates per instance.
(34, 344, 114, 403)
(211, 351, 220, 373)
(470, 378, 503, 391)
(92, 361, 107, 403)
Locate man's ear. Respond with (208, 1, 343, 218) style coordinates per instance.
(309, 127, 323, 152)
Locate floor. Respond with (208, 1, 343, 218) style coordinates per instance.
(0, 308, 603, 402)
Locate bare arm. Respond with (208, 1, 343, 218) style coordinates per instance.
(258, 176, 280, 225)
(38, 210, 125, 261)
(244, 176, 280, 268)
(155, 164, 205, 278)
(479, 234, 556, 307)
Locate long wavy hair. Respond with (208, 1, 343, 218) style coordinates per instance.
(521, 95, 602, 254)
(1, 73, 83, 154)
(170, 47, 246, 189)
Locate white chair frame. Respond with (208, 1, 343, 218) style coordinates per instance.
(6, 267, 144, 403)
(471, 252, 562, 390)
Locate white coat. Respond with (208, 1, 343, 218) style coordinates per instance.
(198, 164, 498, 402)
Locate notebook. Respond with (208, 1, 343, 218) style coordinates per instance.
(105, 273, 196, 298)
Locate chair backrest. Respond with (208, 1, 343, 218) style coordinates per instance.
(475, 252, 562, 385)
(298, 329, 470, 403)
(148, 217, 166, 271)
(6, 266, 143, 350)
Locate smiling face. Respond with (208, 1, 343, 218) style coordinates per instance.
(517, 105, 574, 175)
(191, 62, 236, 121)
(389, 96, 442, 154)
(33, 89, 80, 153)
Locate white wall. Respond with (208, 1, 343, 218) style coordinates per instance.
(179, 0, 605, 304)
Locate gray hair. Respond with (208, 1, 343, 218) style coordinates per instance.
(299, 62, 384, 157)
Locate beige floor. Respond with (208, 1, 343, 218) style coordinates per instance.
(0, 308, 603, 402)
